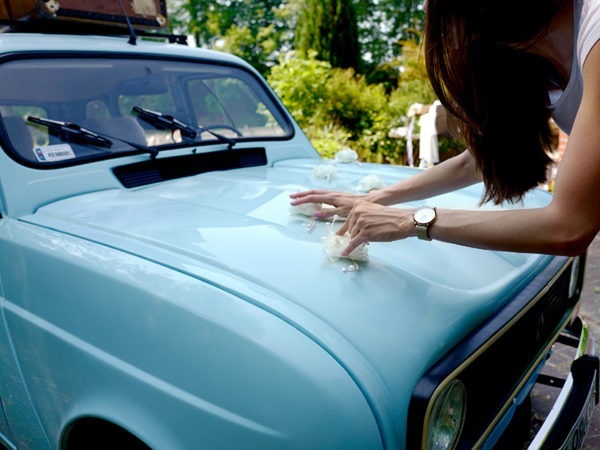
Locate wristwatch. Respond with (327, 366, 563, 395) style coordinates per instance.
(413, 206, 437, 241)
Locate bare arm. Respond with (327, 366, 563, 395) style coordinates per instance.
(338, 44, 600, 257)
(289, 148, 480, 218)
(430, 42, 600, 255)
(367, 148, 480, 205)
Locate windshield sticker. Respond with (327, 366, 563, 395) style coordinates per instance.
(33, 144, 76, 162)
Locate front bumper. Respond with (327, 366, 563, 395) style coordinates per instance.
(527, 317, 598, 450)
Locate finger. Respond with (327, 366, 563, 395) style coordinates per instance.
(342, 234, 367, 257)
(290, 193, 335, 206)
(289, 189, 325, 199)
(337, 219, 349, 235)
(338, 209, 358, 235)
(343, 207, 360, 234)
(290, 196, 321, 206)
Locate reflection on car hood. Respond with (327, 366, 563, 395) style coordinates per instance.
(23, 158, 554, 434)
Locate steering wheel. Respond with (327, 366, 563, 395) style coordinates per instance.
(201, 124, 243, 137)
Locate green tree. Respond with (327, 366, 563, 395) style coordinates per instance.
(169, 0, 440, 165)
(294, 0, 361, 71)
(268, 51, 332, 123)
(170, 0, 292, 75)
(267, 40, 459, 165)
(169, 0, 426, 73)
(355, 0, 425, 68)
(268, 52, 407, 162)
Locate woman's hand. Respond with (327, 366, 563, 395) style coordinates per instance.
(337, 200, 416, 256)
(289, 190, 366, 219)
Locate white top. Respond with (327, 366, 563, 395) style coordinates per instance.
(551, 0, 600, 133)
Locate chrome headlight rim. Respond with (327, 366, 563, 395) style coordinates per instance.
(426, 378, 467, 450)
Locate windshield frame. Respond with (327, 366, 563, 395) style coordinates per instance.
(0, 51, 295, 169)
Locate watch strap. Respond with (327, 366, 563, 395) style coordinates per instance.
(415, 223, 432, 241)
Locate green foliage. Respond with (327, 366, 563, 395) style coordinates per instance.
(169, 0, 426, 74)
(392, 40, 435, 106)
(170, 0, 438, 166)
(267, 52, 332, 123)
(169, 0, 292, 76)
(268, 52, 408, 163)
(266, 41, 462, 166)
(294, 0, 361, 71)
(216, 24, 281, 75)
(355, 0, 426, 68)
(302, 122, 352, 159)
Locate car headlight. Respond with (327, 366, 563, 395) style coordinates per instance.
(427, 379, 467, 450)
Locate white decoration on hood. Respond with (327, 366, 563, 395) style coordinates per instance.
(290, 202, 322, 217)
(290, 202, 323, 233)
(334, 148, 359, 163)
(356, 174, 385, 193)
(313, 164, 337, 181)
(322, 216, 368, 271)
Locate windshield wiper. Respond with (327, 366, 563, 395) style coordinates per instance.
(132, 106, 196, 139)
(27, 115, 159, 159)
(27, 116, 114, 148)
(132, 106, 237, 150)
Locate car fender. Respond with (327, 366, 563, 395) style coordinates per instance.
(0, 219, 382, 449)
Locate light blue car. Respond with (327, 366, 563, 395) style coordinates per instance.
(0, 26, 596, 450)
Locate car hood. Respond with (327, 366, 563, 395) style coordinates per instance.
(22, 157, 553, 436)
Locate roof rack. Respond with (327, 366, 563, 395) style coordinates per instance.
(0, 19, 187, 45)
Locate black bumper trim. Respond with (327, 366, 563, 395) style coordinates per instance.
(539, 355, 599, 450)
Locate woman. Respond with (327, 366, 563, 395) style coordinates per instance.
(290, 0, 600, 257)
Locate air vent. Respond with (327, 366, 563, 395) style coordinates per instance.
(113, 148, 267, 188)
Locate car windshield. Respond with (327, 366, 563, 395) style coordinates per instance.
(0, 56, 293, 167)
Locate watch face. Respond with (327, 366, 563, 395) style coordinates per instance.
(414, 207, 436, 224)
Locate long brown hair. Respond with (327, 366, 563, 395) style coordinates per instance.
(424, 0, 570, 204)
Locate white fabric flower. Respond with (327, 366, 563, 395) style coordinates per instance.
(313, 164, 337, 180)
(323, 232, 369, 262)
(334, 148, 359, 163)
(356, 174, 385, 193)
(322, 216, 368, 263)
(290, 202, 322, 217)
